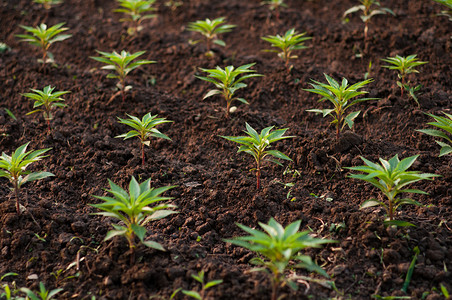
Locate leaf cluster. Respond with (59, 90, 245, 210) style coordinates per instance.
(22, 85, 69, 121)
(181, 271, 223, 300)
(417, 112, 452, 156)
(91, 176, 177, 250)
(20, 282, 62, 300)
(381, 54, 428, 81)
(115, 0, 157, 23)
(33, 0, 63, 9)
(116, 113, 172, 146)
(261, 0, 287, 11)
(187, 17, 236, 48)
(343, 0, 395, 23)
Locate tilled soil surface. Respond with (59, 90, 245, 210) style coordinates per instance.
(0, 0, 451, 299)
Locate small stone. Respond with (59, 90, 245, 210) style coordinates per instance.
(103, 276, 113, 286)
(27, 274, 38, 280)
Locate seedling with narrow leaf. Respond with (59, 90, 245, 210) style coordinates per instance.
(417, 112, 452, 156)
(115, 0, 157, 35)
(16, 23, 71, 64)
(116, 113, 172, 165)
(22, 85, 70, 133)
(20, 282, 62, 300)
(347, 154, 439, 227)
(91, 177, 177, 256)
(91, 50, 155, 102)
(34, 0, 63, 9)
(224, 218, 335, 300)
(261, 28, 311, 68)
(196, 63, 262, 118)
(343, 0, 395, 39)
(261, 0, 287, 20)
(305, 74, 377, 139)
(187, 17, 235, 54)
(0, 143, 53, 214)
(221, 122, 293, 189)
(181, 270, 223, 300)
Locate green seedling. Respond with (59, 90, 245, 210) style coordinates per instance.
(347, 154, 439, 226)
(22, 85, 70, 133)
(164, 0, 182, 10)
(16, 23, 71, 64)
(187, 17, 236, 54)
(261, 28, 311, 68)
(91, 176, 177, 254)
(181, 270, 223, 300)
(116, 113, 172, 165)
(115, 0, 157, 35)
(417, 112, 452, 156)
(261, 0, 287, 20)
(381, 54, 428, 101)
(305, 74, 377, 139)
(91, 50, 155, 102)
(20, 282, 62, 300)
(196, 63, 262, 118)
(34, 0, 63, 9)
(221, 122, 293, 189)
(343, 0, 395, 39)
(224, 218, 335, 300)
(0, 143, 53, 214)
(401, 246, 420, 293)
(0, 273, 19, 300)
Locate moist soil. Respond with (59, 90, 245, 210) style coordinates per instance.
(0, 0, 451, 299)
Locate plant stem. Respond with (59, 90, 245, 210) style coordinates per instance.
(141, 143, 145, 166)
(256, 161, 261, 189)
(388, 196, 394, 221)
(13, 180, 20, 214)
(226, 101, 231, 118)
(47, 119, 51, 134)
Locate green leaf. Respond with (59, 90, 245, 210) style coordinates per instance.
(383, 220, 416, 227)
(181, 290, 202, 300)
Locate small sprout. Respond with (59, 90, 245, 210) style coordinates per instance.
(33, 0, 63, 9)
(91, 177, 177, 254)
(187, 17, 236, 54)
(347, 154, 439, 227)
(381, 54, 428, 104)
(0, 143, 53, 214)
(305, 74, 378, 139)
(224, 218, 335, 300)
(343, 0, 395, 39)
(0, 42, 11, 53)
(417, 112, 452, 156)
(115, 0, 157, 35)
(196, 63, 263, 118)
(91, 50, 156, 102)
(16, 23, 71, 64)
(221, 122, 293, 189)
(116, 113, 172, 165)
(261, 28, 311, 69)
(261, 0, 287, 20)
(181, 270, 223, 300)
(164, 0, 183, 11)
(22, 85, 70, 133)
(20, 282, 63, 300)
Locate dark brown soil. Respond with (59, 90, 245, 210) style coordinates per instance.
(1, 0, 451, 299)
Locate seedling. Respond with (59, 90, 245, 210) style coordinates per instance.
(381, 54, 428, 103)
(261, 0, 287, 20)
(305, 74, 377, 139)
(0, 143, 53, 214)
(261, 28, 311, 68)
(91, 50, 155, 102)
(116, 113, 172, 165)
(16, 23, 71, 64)
(115, 0, 157, 35)
(91, 177, 177, 255)
(0, 273, 18, 300)
(224, 218, 335, 300)
(34, 0, 63, 9)
(343, 0, 395, 39)
(22, 85, 70, 133)
(181, 270, 223, 300)
(417, 112, 452, 156)
(20, 282, 62, 300)
(221, 122, 293, 189)
(187, 17, 236, 54)
(164, 0, 182, 10)
(347, 154, 439, 226)
(196, 63, 262, 118)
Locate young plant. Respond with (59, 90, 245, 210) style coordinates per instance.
(343, 0, 395, 39)
(116, 113, 172, 165)
(261, 0, 287, 20)
(164, 0, 183, 11)
(221, 122, 293, 189)
(347, 154, 439, 226)
(417, 112, 452, 156)
(0, 143, 53, 214)
(381, 54, 428, 103)
(91, 50, 155, 102)
(91, 177, 177, 253)
(224, 218, 335, 300)
(16, 23, 71, 63)
(261, 28, 311, 68)
(20, 282, 62, 300)
(196, 63, 262, 118)
(115, 0, 157, 35)
(305, 74, 377, 139)
(187, 17, 236, 54)
(33, 0, 63, 9)
(181, 271, 223, 300)
(22, 85, 70, 133)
